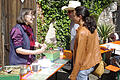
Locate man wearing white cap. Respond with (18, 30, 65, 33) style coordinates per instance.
(62, 1, 81, 73)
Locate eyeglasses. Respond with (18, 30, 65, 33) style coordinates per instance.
(26, 14, 35, 19)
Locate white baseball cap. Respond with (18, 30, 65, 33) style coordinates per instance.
(62, 1, 81, 10)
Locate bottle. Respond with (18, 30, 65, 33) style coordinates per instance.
(60, 48, 63, 59)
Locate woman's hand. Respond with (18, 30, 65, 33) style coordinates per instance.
(41, 44, 47, 50)
(35, 43, 47, 54)
(35, 42, 41, 48)
(35, 42, 47, 49)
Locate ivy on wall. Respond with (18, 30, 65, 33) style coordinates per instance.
(81, 0, 112, 22)
(37, 0, 112, 49)
(37, 0, 70, 49)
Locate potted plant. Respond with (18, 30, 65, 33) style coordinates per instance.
(97, 24, 115, 44)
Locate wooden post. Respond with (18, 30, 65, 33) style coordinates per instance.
(1, 34, 5, 70)
(1, 0, 5, 70)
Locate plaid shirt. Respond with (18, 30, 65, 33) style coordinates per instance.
(23, 25, 35, 50)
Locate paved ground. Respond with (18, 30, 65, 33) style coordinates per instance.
(47, 63, 119, 80)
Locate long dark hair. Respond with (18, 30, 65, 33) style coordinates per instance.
(75, 6, 97, 33)
(17, 8, 35, 24)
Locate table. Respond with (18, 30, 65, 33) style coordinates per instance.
(21, 59, 69, 80)
(100, 45, 113, 61)
(100, 41, 120, 61)
(100, 41, 120, 52)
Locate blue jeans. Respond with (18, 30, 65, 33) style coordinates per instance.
(77, 67, 94, 80)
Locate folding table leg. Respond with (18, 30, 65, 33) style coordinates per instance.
(55, 72, 58, 80)
(117, 72, 119, 80)
(102, 53, 106, 61)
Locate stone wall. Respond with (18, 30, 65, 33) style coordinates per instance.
(98, 2, 117, 29)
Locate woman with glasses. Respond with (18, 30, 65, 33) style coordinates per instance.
(9, 8, 47, 65)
